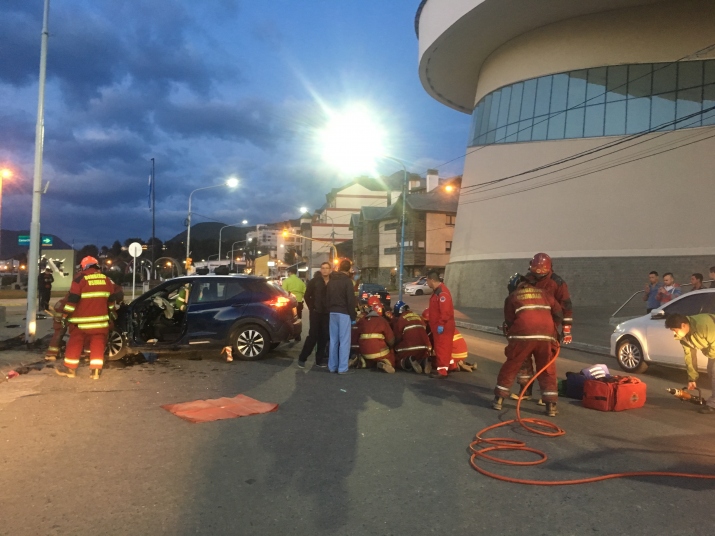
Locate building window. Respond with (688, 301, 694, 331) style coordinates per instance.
(446, 215, 456, 226)
(384, 222, 398, 231)
(445, 241, 452, 253)
(469, 60, 715, 146)
(418, 241, 425, 249)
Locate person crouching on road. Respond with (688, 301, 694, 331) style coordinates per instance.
(391, 300, 431, 374)
(451, 329, 475, 372)
(665, 313, 715, 414)
(45, 294, 70, 361)
(55, 256, 119, 380)
(426, 270, 455, 379)
(494, 274, 563, 417)
(356, 299, 396, 373)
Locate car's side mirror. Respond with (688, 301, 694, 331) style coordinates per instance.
(650, 310, 665, 319)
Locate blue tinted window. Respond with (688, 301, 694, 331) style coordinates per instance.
(626, 64, 652, 134)
(505, 83, 523, 142)
(485, 90, 501, 144)
(495, 86, 511, 143)
(704, 62, 715, 126)
(677, 62, 703, 128)
(584, 104, 605, 137)
(547, 74, 568, 139)
(606, 66, 628, 103)
(605, 100, 626, 135)
(586, 67, 607, 105)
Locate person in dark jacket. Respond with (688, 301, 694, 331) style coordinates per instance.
(297, 262, 332, 368)
(326, 259, 357, 374)
(38, 267, 54, 311)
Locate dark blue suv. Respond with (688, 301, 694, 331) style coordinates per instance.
(108, 275, 300, 361)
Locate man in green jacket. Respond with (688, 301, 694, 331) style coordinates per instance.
(283, 267, 307, 341)
(665, 313, 715, 414)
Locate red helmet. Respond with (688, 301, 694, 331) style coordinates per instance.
(529, 253, 552, 275)
(80, 256, 99, 270)
(371, 302, 383, 315)
(367, 295, 382, 307)
(421, 308, 429, 322)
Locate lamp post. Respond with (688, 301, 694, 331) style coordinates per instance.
(218, 221, 248, 264)
(230, 239, 249, 270)
(185, 177, 238, 271)
(382, 156, 408, 303)
(282, 229, 337, 265)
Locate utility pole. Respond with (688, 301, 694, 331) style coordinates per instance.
(25, 0, 51, 343)
(150, 158, 155, 280)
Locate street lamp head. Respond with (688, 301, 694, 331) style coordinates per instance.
(299, 206, 308, 214)
(445, 184, 455, 193)
(317, 103, 387, 173)
(242, 219, 248, 225)
(0, 168, 13, 180)
(226, 177, 239, 188)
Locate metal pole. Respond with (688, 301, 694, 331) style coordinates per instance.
(132, 256, 137, 302)
(151, 158, 155, 280)
(185, 192, 193, 269)
(0, 176, 3, 263)
(384, 157, 408, 303)
(25, 0, 51, 342)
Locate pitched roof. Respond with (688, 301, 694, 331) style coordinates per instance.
(326, 171, 424, 201)
(405, 189, 458, 214)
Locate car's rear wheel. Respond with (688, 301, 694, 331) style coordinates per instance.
(415, 289, 423, 296)
(232, 325, 270, 361)
(106, 330, 128, 361)
(616, 337, 648, 373)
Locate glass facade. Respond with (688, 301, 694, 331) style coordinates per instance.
(469, 60, 715, 146)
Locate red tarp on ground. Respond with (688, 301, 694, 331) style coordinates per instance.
(161, 394, 279, 423)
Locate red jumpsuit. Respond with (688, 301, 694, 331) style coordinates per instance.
(62, 268, 117, 371)
(451, 329, 469, 368)
(356, 312, 395, 368)
(392, 312, 431, 370)
(428, 283, 455, 375)
(495, 283, 563, 403)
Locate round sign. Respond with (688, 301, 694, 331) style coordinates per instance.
(128, 242, 142, 258)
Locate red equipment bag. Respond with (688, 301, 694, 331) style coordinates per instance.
(582, 376, 647, 412)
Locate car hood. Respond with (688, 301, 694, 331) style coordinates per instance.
(613, 313, 651, 333)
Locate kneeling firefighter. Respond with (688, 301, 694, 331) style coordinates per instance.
(493, 274, 563, 417)
(355, 298, 396, 373)
(392, 301, 431, 374)
(421, 308, 474, 373)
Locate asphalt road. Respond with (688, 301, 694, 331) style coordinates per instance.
(1, 325, 715, 535)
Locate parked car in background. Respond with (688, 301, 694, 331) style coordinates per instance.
(610, 289, 715, 373)
(357, 283, 391, 308)
(108, 275, 300, 362)
(404, 276, 433, 296)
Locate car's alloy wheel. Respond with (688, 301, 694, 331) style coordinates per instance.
(234, 326, 270, 360)
(415, 289, 423, 296)
(616, 338, 648, 373)
(106, 330, 127, 361)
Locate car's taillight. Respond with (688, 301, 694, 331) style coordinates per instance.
(362, 293, 368, 298)
(386, 294, 391, 301)
(266, 296, 291, 307)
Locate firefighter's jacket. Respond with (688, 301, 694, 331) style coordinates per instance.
(393, 312, 430, 355)
(525, 271, 572, 326)
(428, 283, 455, 333)
(357, 312, 395, 360)
(63, 268, 117, 333)
(503, 283, 563, 343)
(452, 329, 468, 361)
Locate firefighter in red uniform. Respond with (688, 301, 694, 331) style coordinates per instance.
(513, 253, 573, 400)
(356, 298, 396, 373)
(55, 256, 118, 380)
(494, 274, 563, 417)
(426, 270, 455, 378)
(451, 329, 475, 372)
(392, 300, 431, 374)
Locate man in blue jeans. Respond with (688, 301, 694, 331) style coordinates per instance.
(326, 259, 357, 374)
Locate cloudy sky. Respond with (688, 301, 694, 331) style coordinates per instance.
(0, 0, 469, 247)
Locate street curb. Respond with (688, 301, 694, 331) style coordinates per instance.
(454, 320, 611, 357)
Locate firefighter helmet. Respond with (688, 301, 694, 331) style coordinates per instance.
(393, 300, 408, 316)
(371, 302, 383, 315)
(80, 256, 99, 270)
(367, 295, 382, 307)
(507, 273, 525, 294)
(421, 308, 429, 323)
(529, 253, 552, 275)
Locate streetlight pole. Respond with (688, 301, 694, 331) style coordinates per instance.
(218, 221, 248, 264)
(25, 0, 51, 342)
(185, 178, 238, 271)
(230, 239, 249, 270)
(383, 157, 408, 303)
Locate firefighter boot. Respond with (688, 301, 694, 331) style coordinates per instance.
(492, 396, 504, 410)
(423, 359, 432, 375)
(457, 361, 474, 372)
(408, 356, 423, 374)
(55, 365, 76, 378)
(377, 360, 395, 374)
(510, 384, 533, 401)
(545, 402, 558, 417)
(90, 369, 101, 380)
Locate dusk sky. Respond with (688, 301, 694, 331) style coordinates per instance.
(0, 0, 469, 247)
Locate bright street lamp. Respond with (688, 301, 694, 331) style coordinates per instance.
(317, 105, 408, 300)
(242, 219, 248, 225)
(185, 178, 239, 271)
(299, 206, 308, 214)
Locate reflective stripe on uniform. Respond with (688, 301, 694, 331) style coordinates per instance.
(403, 324, 425, 333)
(77, 322, 109, 330)
(63, 304, 76, 312)
(362, 348, 391, 359)
(453, 333, 464, 340)
(48, 346, 60, 352)
(90, 359, 104, 366)
(563, 317, 573, 322)
(396, 345, 429, 353)
(64, 358, 80, 365)
(80, 291, 111, 299)
(515, 305, 552, 314)
(68, 315, 109, 324)
(360, 333, 385, 340)
(452, 352, 468, 358)
(542, 391, 559, 396)
(508, 335, 558, 343)
(496, 384, 510, 392)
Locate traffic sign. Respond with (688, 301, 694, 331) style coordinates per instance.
(17, 235, 53, 246)
(128, 242, 142, 258)
(41, 235, 53, 246)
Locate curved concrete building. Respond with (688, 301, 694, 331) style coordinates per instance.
(416, 0, 715, 307)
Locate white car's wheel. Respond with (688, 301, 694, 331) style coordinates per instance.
(415, 289, 423, 296)
(616, 337, 648, 373)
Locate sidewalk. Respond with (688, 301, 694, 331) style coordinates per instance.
(1, 301, 55, 379)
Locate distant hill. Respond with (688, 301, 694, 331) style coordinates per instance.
(167, 222, 250, 243)
(0, 229, 72, 259)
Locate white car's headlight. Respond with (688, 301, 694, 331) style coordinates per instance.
(613, 323, 625, 334)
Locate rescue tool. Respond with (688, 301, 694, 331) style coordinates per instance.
(666, 387, 705, 406)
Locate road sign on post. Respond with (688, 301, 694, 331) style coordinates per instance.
(17, 235, 30, 246)
(41, 235, 53, 246)
(128, 242, 142, 302)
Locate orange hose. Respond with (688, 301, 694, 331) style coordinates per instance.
(469, 348, 715, 485)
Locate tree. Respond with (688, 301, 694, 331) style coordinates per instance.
(123, 238, 144, 247)
(110, 240, 122, 257)
(284, 247, 298, 266)
(78, 244, 99, 259)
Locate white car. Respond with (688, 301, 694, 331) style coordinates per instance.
(610, 289, 715, 374)
(404, 277, 433, 296)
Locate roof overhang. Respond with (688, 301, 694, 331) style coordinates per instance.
(416, 0, 664, 113)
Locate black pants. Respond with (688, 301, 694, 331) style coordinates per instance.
(39, 290, 51, 310)
(298, 310, 329, 364)
(296, 301, 304, 320)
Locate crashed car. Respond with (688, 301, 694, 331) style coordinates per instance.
(107, 275, 301, 362)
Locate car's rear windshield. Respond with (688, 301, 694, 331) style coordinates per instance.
(362, 284, 386, 292)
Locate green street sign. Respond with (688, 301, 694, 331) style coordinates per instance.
(41, 235, 53, 246)
(17, 235, 30, 246)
